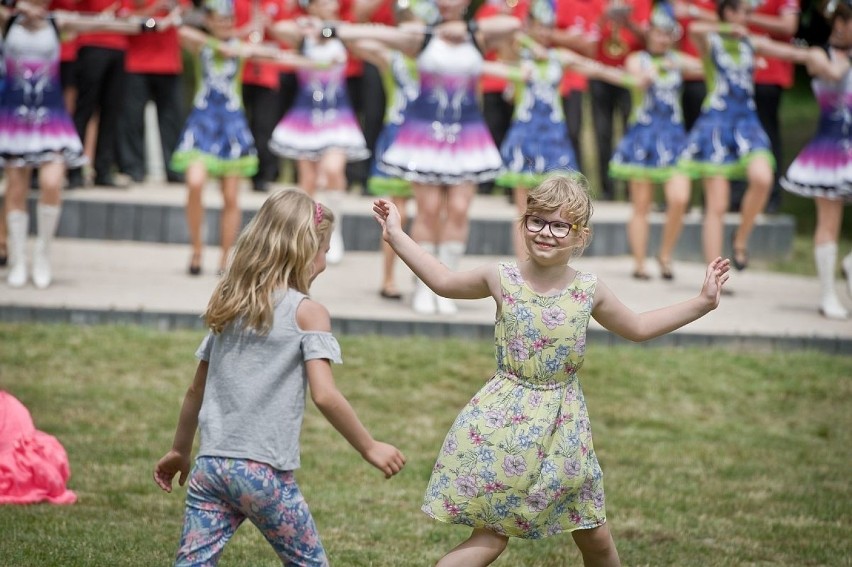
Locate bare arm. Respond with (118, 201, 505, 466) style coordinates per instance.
(473, 14, 522, 53)
(373, 198, 500, 301)
(153, 360, 208, 492)
(592, 257, 731, 341)
(344, 38, 392, 71)
(804, 46, 851, 83)
(298, 300, 406, 479)
(751, 34, 810, 64)
(332, 21, 427, 58)
(556, 47, 639, 89)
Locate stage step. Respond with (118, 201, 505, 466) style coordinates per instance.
(5, 183, 795, 262)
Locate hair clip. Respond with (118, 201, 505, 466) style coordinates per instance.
(314, 202, 324, 226)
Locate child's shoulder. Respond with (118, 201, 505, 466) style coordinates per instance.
(295, 296, 332, 333)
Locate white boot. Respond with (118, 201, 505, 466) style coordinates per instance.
(815, 242, 848, 320)
(32, 204, 61, 289)
(842, 250, 852, 298)
(318, 190, 344, 265)
(412, 242, 437, 315)
(6, 210, 29, 288)
(436, 241, 466, 315)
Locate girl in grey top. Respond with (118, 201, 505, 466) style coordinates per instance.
(154, 188, 406, 566)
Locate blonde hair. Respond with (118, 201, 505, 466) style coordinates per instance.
(204, 189, 334, 334)
(520, 172, 594, 257)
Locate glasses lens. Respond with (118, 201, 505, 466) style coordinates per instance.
(550, 223, 570, 238)
(526, 216, 545, 232)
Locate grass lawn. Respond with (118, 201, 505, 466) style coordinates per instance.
(1, 324, 850, 566)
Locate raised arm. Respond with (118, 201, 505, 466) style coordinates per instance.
(556, 47, 641, 89)
(153, 360, 208, 492)
(591, 257, 730, 342)
(321, 20, 427, 58)
(298, 299, 406, 479)
(343, 37, 393, 71)
(373, 198, 500, 301)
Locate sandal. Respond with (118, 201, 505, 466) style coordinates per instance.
(0, 243, 6, 267)
(632, 270, 651, 281)
(656, 256, 674, 280)
(730, 230, 749, 271)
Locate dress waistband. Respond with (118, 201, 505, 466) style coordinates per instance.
(493, 368, 571, 391)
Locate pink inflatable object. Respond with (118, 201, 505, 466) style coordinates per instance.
(0, 391, 76, 505)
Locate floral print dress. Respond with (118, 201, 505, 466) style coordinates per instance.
(422, 262, 606, 539)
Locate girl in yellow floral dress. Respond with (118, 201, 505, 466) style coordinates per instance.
(373, 173, 732, 566)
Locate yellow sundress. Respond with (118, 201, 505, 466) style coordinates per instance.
(421, 261, 606, 539)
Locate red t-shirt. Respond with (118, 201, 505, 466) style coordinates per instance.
(595, 0, 651, 67)
(476, 0, 530, 95)
(338, 0, 361, 78)
(750, 0, 799, 88)
(51, 0, 78, 61)
(122, 0, 186, 74)
(235, 0, 292, 87)
(555, 0, 602, 95)
(75, 0, 129, 51)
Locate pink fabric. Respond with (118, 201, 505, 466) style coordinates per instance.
(0, 391, 77, 505)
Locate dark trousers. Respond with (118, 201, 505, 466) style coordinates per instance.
(589, 79, 631, 200)
(73, 46, 126, 183)
(344, 74, 367, 189)
(480, 91, 513, 193)
(117, 72, 184, 182)
(360, 62, 386, 185)
(681, 79, 707, 132)
(244, 83, 284, 189)
(561, 90, 584, 175)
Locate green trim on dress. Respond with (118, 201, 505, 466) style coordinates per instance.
(170, 150, 259, 178)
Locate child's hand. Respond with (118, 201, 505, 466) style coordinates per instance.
(153, 450, 191, 493)
(363, 441, 406, 479)
(372, 198, 403, 241)
(701, 257, 731, 309)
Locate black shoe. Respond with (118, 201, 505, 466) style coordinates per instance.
(66, 168, 84, 189)
(252, 179, 268, 192)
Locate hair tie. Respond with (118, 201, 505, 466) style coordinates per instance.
(314, 202, 324, 226)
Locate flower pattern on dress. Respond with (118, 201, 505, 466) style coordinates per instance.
(422, 262, 606, 539)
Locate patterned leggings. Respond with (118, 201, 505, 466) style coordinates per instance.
(174, 457, 329, 567)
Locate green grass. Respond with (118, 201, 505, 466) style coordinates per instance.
(1, 324, 850, 566)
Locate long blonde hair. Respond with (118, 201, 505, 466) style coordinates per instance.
(204, 189, 334, 334)
(520, 173, 594, 257)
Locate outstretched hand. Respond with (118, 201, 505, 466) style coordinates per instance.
(372, 198, 403, 242)
(363, 441, 407, 479)
(153, 450, 191, 493)
(701, 257, 731, 309)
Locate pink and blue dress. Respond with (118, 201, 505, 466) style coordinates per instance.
(0, 16, 85, 168)
(269, 36, 369, 162)
(609, 50, 688, 182)
(170, 39, 258, 177)
(781, 47, 851, 202)
(379, 28, 503, 185)
(678, 33, 774, 179)
(367, 51, 419, 197)
(496, 49, 579, 188)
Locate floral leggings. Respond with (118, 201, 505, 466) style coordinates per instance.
(174, 457, 329, 567)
